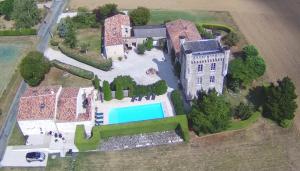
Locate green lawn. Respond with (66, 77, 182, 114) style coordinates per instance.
(149, 10, 233, 25)
(227, 112, 261, 131)
(8, 124, 25, 146)
(77, 28, 101, 52)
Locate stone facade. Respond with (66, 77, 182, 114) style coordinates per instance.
(180, 38, 230, 100)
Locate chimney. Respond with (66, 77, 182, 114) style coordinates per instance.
(179, 35, 185, 45)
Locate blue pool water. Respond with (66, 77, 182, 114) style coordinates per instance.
(108, 103, 165, 124)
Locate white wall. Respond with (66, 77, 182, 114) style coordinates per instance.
(105, 44, 125, 59)
(56, 121, 93, 136)
(18, 120, 57, 136)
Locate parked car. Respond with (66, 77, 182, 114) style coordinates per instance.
(26, 152, 46, 162)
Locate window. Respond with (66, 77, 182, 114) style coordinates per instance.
(210, 76, 215, 83)
(197, 77, 202, 85)
(211, 63, 216, 71)
(125, 28, 128, 33)
(198, 64, 203, 72)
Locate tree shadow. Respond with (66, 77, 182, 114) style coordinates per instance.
(246, 86, 266, 110)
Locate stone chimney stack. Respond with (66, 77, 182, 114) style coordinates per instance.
(179, 35, 186, 45)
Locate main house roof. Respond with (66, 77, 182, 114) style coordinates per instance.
(104, 14, 130, 46)
(17, 86, 61, 121)
(166, 19, 201, 55)
(183, 39, 223, 55)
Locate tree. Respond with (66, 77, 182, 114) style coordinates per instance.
(92, 75, 100, 90)
(93, 3, 118, 22)
(223, 32, 239, 47)
(110, 75, 136, 91)
(80, 42, 89, 53)
(103, 80, 112, 101)
(171, 90, 185, 115)
(19, 51, 50, 86)
(152, 80, 168, 95)
(115, 82, 124, 100)
(137, 44, 146, 54)
(263, 77, 297, 126)
(12, 0, 40, 28)
(245, 55, 266, 78)
(234, 103, 253, 120)
(129, 7, 150, 26)
(144, 37, 153, 51)
(58, 17, 74, 38)
(0, 0, 14, 20)
(243, 45, 259, 57)
(189, 90, 231, 134)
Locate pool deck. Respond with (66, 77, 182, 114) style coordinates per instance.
(96, 94, 175, 125)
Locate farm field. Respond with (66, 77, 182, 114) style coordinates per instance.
(43, 118, 300, 171)
(68, 0, 300, 129)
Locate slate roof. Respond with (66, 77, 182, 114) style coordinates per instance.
(166, 19, 201, 55)
(183, 39, 223, 54)
(104, 14, 130, 46)
(133, 25, 166, 38)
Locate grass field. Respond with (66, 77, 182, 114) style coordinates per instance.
(7, 124, 25, 146)
(40, 67, 92, 87)
(77, 28, 101, 53)
(45, 118, 300, 171)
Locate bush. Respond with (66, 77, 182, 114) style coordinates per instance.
(58, 44, 112, 71)
(52, 60, 94, 80)
(75, 115, 190, 151)
(110, 75, 136, 90)
(234, 103, 253, 120)
(50, 39, 59, 46)
(103, 80, 112, 101)
(0, 0, 14, 20)
(223, 32, 239, 47)
(243, 45, 259, 57)
(137, 44, 146, 54)
(171, 90, 185, 115)
(19, 51, 50, 86)
(152, 80, 168, 95)
(144, 37, 153, 51)
(279, 119, 293, 128)
(115, 82, 124, 100)
(71, 12, 97, 29)
(12, 0, 40, 29)
(129, 7, 150, 26)
(196, 24, 213, 39)
(92, 75, 100, 90)
(93, 3, 118, 22)
(0, 29, 37, 36)
(200, 23, 234, 33)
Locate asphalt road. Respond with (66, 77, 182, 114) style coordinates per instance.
(0, 0, 67, 162)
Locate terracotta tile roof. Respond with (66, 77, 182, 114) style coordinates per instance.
(166, 19, 201, 55)
(56, 88, 79, 122)
(77, 94, 92, 122)
(17, 86, 61, 121)
(104, 14, 130, 46)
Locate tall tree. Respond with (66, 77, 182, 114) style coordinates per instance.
(129, 7, 150, 26)
(189, 90, 231, 134)
(263, 77, 297, 126)
(12, 0, 40, 28)
(103, 81, 112, 101)
(93, 3, 118, 22)
(0, 0, 14, 20)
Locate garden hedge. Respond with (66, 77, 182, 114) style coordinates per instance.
(171, 90, 185, 115)
(0, 29, 37, 36)
(75, 115, 190, 151)
(198, 23, 234, 33)
(52, 60, 94, 80)
(58, 44, 112, 71)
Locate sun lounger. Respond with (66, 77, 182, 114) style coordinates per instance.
(151, 94, 156, 100)
(146, 94, 151, 100)
(131, 96, 136, 102)
(138, 96, 143, 101)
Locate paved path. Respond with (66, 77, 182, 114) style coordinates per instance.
(0, 0, 67, 162)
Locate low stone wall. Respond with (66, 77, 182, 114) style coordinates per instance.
(99, 130, 183, 151)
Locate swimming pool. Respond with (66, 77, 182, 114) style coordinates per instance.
(108, 103, 165, 124)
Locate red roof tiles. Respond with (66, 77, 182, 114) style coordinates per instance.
(166, 19, 201, 56)
(56, 88, 79, 122)
(17, 86, 61, 121)
(104, 14, 130, 46)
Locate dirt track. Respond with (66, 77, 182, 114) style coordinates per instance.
(70, 0, 300, 126)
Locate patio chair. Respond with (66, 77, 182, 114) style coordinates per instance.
(131, 96, 136, 102)
(151, 94, 156, 100)
(138, 96, 143, 101)
(146, 94, 151, 100)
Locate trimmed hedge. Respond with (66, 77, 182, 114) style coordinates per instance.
(75, 115, 190, 151)
(0, 29, 37, 36)
(133, 80, 168, 97)
(171, 90, 185, 115)
(198, 23, 234, 33)
(58, 44, 112, 71)
(52, 60, 94, 80)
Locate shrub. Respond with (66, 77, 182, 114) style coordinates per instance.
(75, 115, 190, 151)
(50, 39, 59, 46)
(196, 24, 213, 39)
(92, 75, 100, 90)
(58, 44, 112, 71)
(279, 119, 293, 128)
(0, 29, 37, 36)
(129, 7, 150, 26)
(243, 45, 259, 57)
(0, 0, 14, 20)
(12, 0, 40, 29)
(152, 80, 168, 95)
(93, 3, 118, 22)
(103, 80, 112, 101)
(234, 103, 253, 120)
(200, 23, 234, 33)
(144, 37, 153, 51)
(115, 82, 124, 100)
(137, 44, 146, 54)
(223, 32, 239, 47)
(71, 12, 97, 29)
(52, 60, 94, 80)
(171, 90, 185, 115)
(110, 75, 136, 90)
(19, 51, 50, 86)
(79, 42, 89, 53)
